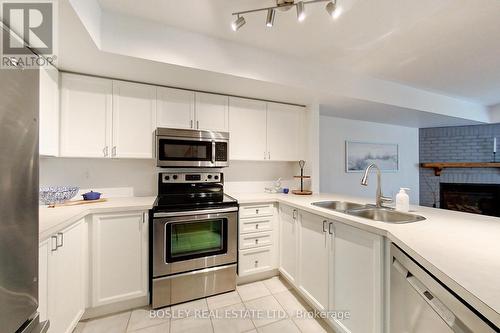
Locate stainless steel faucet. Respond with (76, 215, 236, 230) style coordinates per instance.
(361, 163, 393, 208)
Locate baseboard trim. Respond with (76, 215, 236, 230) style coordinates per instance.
(237, 269, 278, 285)
(82, 296, 149, 320)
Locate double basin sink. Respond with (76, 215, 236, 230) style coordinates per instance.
(311, 201, 425, 224)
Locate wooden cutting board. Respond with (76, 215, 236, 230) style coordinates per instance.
(48, 198, 107, 208)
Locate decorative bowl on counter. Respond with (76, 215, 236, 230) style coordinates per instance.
(39, 186, 80, 205)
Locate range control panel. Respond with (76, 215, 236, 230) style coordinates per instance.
(161, 172, 222, 183)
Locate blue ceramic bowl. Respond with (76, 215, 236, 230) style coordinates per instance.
(39, 186, 79, 205)
(82, 191, 102, 201)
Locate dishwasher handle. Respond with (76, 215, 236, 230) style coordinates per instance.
(393, 258, 472, 333)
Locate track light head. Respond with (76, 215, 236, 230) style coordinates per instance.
(231, 16, 246, 31)
(296, 1, 306, 22)
(326, 0, 341, 19)
(266, 9, 276, 27)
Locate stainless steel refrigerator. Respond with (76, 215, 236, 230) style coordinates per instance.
(0, 65, 49, 332)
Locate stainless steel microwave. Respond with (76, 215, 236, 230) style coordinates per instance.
(155, 128, 229, 168)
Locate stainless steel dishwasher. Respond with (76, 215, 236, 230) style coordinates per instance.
(390, 244, 497, 333)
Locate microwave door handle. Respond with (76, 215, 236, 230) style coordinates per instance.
(212, 141, 216, 164)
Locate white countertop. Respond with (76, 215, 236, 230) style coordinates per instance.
(228, 192, 500, 327)
(39, 192, 500, 326)
(39, 196, 156, 241)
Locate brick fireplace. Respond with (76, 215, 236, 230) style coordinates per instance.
(419, 123, 500, 215)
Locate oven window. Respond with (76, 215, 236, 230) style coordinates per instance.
(158, 139, 212, 161)
(166, 218, 227, 262)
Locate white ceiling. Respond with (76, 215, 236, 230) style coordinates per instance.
(97, 0, 500, 105)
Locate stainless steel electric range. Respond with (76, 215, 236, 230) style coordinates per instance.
(150, 171, 238, 309)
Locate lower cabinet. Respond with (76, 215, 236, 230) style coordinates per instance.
(329, 222, 384, 333)
(297, 210, 331, 311)
(238, 203, 278, 278)
(90, 211, 148, 307)
(279, 204, 298, 283)
(39, 219, 85, 333)
(278, 205, 384, 333)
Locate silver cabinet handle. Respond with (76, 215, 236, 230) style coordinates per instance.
(57, 232, 64, 248)
(112, 146, 117, 157)
(268, 151, 271, 160)
(255, 239, 259, 244)
(254, 260, 259, 266)
(196, 120, 199, 129)
(103, 146, 108, 157)
(264, 151, 266, 160)
(292, 209, 298, 220)
(51, 235, 58, 252)
(255, 224, 259, 230)
(328, 222, 334, 235)
(323, 220, 328, 232)
(190, 119, 193, 129)
(256, 209, 259, 214)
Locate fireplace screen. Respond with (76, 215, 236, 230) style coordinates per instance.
(440, 183, 500, 217)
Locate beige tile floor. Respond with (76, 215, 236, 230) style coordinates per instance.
(74, 277, 336, 333)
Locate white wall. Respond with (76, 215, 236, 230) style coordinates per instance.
(39, 158, 299, 196)
(319, 116, 420, 204)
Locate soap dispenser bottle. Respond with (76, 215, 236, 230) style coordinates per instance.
(396, 188, 410, 212)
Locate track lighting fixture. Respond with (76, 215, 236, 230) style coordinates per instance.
(231, 0, 339, 31)
(231, 15, 246, 31)
(266, 9, 276, 27)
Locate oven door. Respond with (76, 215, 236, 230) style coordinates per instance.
(153, 207, 238, 277)
(156, 136, 228, 168)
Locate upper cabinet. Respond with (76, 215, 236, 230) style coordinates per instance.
(229, 97, 267, 160)
(39, 65, 59, 157)
(112, 81, 156, 158)
(157, 87, 195, 130)
(60, 73, 112, 158)
(229, 99, 304, 161)
(267, 102, 302, 161)
(195, 92, 229, 132)
(56, 72, 304, 160)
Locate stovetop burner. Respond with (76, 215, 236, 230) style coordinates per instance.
(152, 171, 238, 213)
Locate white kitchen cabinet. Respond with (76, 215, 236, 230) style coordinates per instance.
(38, 240, 49, 323)
(279, 204, 298, 284)
(329, 222, 383, 333)
(91, 211, 148, 307)
(112, 81, 156, 158)
(228, 97, 267, 160)
(39, 65, 59, 156)
(195, 92, 229, 131)
(48, 220, 85, 333)
(298, 210, 330, 311)
(266, 102, 301, 161)
(156, 87, 195, 129)
(60, 73, 112, 158)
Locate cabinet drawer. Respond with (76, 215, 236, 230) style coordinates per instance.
(240, 217, 272, 234)
(240, 204, 274, 218)
(239, 246, 273, 276)
(239, 231, 272, 250)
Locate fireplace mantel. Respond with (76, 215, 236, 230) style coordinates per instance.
(420, 162, 500, 176)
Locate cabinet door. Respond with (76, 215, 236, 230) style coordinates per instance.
(298, 211, 330, 311)
(60, 73, 112, 157)
(228, 97, 267, 160)
(266, 103, 302, 161)
(38, 240, 49, 323)
(39, 65, 59, 156)
(112, 81, 156, 158)
(329, 222, 383, 333)
(156, 87, 195, 129)
(279, 205, 298, 284)
(49, 221, 85, 333)
(195, 92, 229, 131)
(91, 212, 148, 307)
